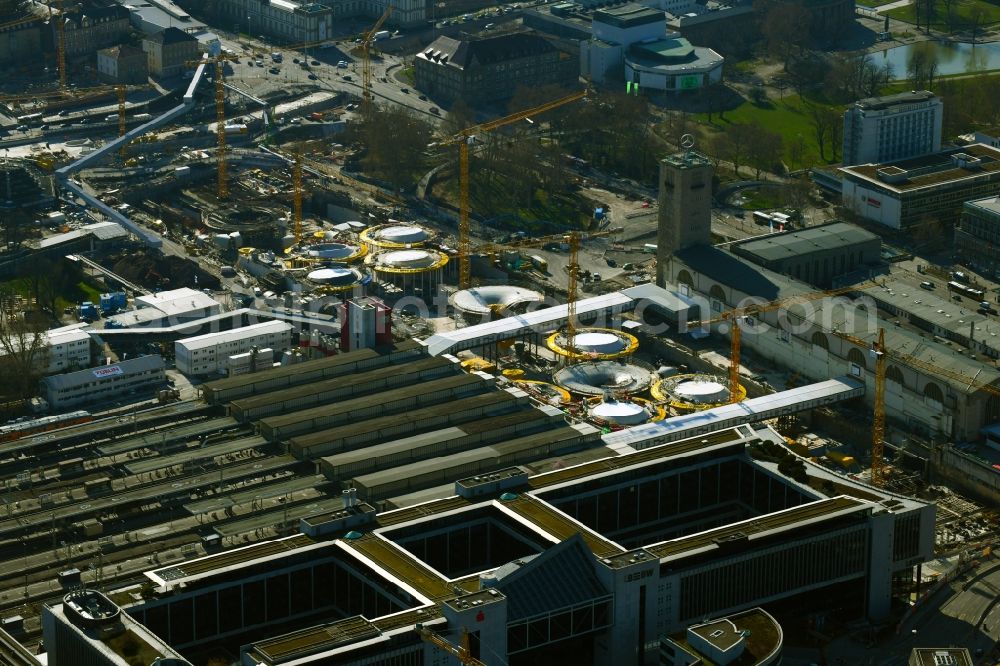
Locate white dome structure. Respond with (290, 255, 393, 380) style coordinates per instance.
(546, 328, 639, 361)
(305, 266, 367, 292)
(451, 285, 544, 316)
(651, 373, 746, 412)
(360, 223, 433, 248)
(590, 399, 650, 426)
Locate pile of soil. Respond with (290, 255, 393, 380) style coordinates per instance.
(110, 251, 221, 291)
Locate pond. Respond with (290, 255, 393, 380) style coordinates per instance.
(874, 40, 1000, 79)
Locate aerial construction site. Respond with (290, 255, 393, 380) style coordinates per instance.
(2, 0, 1000, 664)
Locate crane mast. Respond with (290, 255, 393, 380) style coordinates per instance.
(871, 328, 887, 487)
(215, 59, 228, 199)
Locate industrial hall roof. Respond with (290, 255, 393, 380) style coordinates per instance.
(732, 222, 879, 263)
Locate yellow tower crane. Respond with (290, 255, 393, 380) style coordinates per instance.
(701, 289, 1000, 486)
(215, 59, 228, 199)
(185, 55, 238, 199)
(416, 625, 485, 666)
(871, 328, 887, 487)
(496, 228, 613, 360)
(360, 6, 392, 115)
(697, 286, 862, 403)
(117, 85, 127, 161)
(439, 90, 587, 291)
(293, 150, 303, 243)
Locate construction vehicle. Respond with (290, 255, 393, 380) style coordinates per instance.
(437, 90, 586, 291)
(415, 624, 485, 666)
(359, 6, 392, 114)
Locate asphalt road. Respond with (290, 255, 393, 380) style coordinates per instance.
(828, 557, 1000, 665)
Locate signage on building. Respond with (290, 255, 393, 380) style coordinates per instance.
(866, 197, 881, 208)
(680, 75, 700, 90)
(626, 569, 653, 582)
(93, 365, 123, 378)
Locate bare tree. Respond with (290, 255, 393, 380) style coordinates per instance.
(907, 41, 940, 90)
(969, 6, 988, 44)
(808, 104, 835, 162)
(0, 287, 47, 402)
(747, 124, 784, 179)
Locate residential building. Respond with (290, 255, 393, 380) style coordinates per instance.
(656, 149, 712, 287)
(60, 4, 131, 58)
(175, 321, 295, 376)
(209, 0, 334, 42)
(839, 143, 1000, 229)
(730, 222, 881, 288)
(41, 355, 165, 409)
(660, 608, 784, 665)
(842, 91, 943, 166)
(0, 12, 43, 66)
(581, 4, 723, 92)
(415, 32, 579, 106)
(956, 195, 1000, 275)
(208, 0, 423, 33)
(96, 44, 148, 84)
(142, 26, 198, 78)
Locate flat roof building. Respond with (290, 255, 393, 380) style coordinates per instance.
(731, 222, 881, 288)
(175, 321, 295, 377)
(42, 589, 191, 666)
(41, 354, 165, 409)
(839, 143, 1000, 230)
(108, 287, 222, 328)
(909, 648, 974, 666)
(660, 608, 784, 665)
(957, 195, 1000, 275)
(843, 91, 942, 167)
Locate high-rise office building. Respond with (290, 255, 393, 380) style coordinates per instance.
(842, 90, 942, 166)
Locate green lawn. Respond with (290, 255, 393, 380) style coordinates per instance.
(885, 0, 1000, 31)
(679, 94, 844, 170)
(855, 0, 898, 8)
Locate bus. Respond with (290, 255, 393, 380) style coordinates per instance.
(16, 112, 42, 125)
(752, 211, 773, 226)
(948, 281, 985, 301)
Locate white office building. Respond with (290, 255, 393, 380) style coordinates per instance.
(842, 90, 943, 166)
(175, 321, 295, 376)
(0, 324, 93, 375)
(42, 355, 165, 409)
